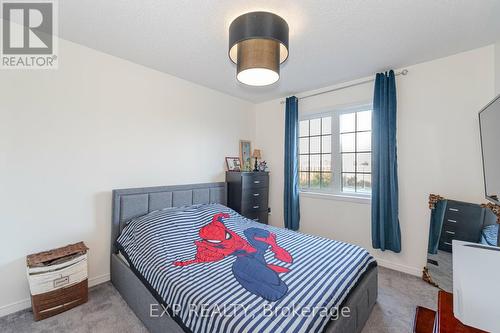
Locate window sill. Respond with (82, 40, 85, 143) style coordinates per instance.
(299, 191, 371, 204)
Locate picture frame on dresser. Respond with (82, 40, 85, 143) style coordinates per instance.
(239, 140, 252, 171)
(225, 157, 242, 171)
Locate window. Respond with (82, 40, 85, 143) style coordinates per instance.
(339, 110, 372, 194)
(299, 116, 332, 190)
(299, 106, 372, 196)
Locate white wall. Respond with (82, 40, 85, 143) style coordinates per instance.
(256, 45, 495, 276)
(496, 41, 500, 94)
(0, 39, 255, 315)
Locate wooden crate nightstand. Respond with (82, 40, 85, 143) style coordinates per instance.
(26, 242, 89, 321)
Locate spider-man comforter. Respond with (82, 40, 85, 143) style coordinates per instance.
(117, 204, 376, 333)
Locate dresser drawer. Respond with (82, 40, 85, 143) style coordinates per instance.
(242, 210, 268, 224)
(443, 217, 459, 229)
(241, 188, 268, 212)
(242, 200, 267, 212)
(242, 173, 269, 189)
(442, 200, 483, 242)
(441, 227, 457, 239)
(438, 238, 453, 252)
(444, 201, 482, 223)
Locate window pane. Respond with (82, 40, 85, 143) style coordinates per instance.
(300, 155, 309, 171)
(357, 111, 372, 131)
(356, 174, 372, 193)
(310, 155, 320, 171)
(357, 132, 371, 151)
(322, 135, 331, 153)
(299, 172, 309, 188)
(310, 172, 321, 189)
(321, 154, 331, 172)
(310, 136, 320, 153)
(321, 172, 332, 189)
(299, 120, 309, 137)
(342, 153, 355, 172)
(322, 117, 332, 134)
(299, 137, 309, 154)
(340, 113, 355, 133)
(356, 153, 371, 173)
(341, 133, 355, 152)
(310, 118, 321, 136)
(342, 173, 356, 192)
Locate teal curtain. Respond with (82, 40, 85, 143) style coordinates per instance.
(427, 200, 447, 254)
(284, 96, 300, 230)
(371, 70, 401, 252)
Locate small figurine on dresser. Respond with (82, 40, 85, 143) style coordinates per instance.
(258, 160, 268, 172)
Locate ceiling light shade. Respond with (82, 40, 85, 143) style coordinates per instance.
(229, 11, 289, 86)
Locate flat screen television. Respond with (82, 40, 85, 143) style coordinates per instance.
(479, 94, 500, 204)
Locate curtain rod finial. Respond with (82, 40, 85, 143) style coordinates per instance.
(401, 69, 408, 76)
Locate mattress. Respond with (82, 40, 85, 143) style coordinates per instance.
(480, 224, 499, 246)
(116, 203, 376, 333)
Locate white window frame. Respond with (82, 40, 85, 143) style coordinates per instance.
(299, 103, 372, 203)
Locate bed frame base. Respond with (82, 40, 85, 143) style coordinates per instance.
(111, 254, 184, 333)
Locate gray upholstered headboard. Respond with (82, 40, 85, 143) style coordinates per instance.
(111, 182, 226, 253)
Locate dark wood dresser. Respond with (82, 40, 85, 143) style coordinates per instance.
(439, 200, 485, 252)
(226, 171, 269, 224)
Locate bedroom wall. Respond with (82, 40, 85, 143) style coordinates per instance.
(496, 41, 500, 94)
(255, 45, 495, 276)
(0, 38, 255, 315)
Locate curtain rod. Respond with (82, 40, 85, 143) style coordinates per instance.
(279, 69, 408, 104)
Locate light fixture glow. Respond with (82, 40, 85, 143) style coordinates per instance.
(237, 68, 280, 86)
(228, 11, 289, 86)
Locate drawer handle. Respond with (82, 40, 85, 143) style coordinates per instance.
(447, 219, 457, 223)
(444, 242, 452, 246)
(253, 180, 261, 184)
(445, 231, 455, 235)
(449, 208, 459, 212)
(253, 205, 260, 209)
(253, 193, 260, 197)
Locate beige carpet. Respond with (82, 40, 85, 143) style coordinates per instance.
(0, 266, 438, 333)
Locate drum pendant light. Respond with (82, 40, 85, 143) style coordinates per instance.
(229, 11, 289, 86)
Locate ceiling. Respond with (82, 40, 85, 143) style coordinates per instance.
(58, 0, 500, 103)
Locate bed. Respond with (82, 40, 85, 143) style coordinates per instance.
(480, 224, 499, 247)
(110, 183, 378, 333)
(480, 209, 499, 247)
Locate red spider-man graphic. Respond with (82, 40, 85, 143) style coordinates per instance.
(173, 213, 293, 301)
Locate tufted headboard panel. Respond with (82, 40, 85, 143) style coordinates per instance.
(111, 182, 226, 253)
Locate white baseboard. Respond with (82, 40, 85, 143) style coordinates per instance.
(89, 273, 110, 287)
(0, 273, 111, 318)
(376, 258, 422, 277)
(0, 298, 31, 318)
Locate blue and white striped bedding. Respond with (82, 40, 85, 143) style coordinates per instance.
(480, 224, 499, 246)
(116, 203, 376, 333)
